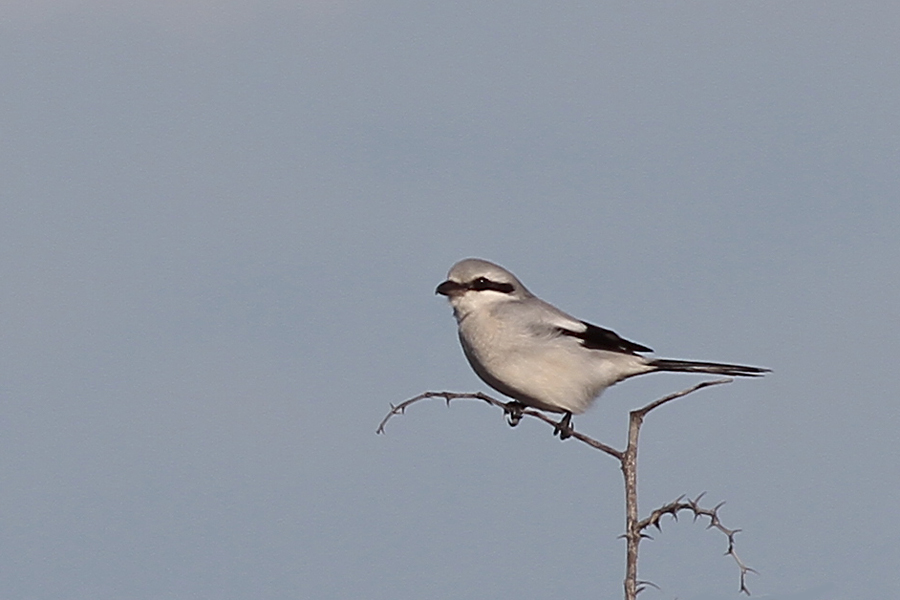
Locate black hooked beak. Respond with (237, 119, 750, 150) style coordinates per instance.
(435, 280, 465, 296)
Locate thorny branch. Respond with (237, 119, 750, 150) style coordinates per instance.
(621, 378, 747, 598)
(633, 378, 736, 416)
(377, 390, 622, 459)
(378, 378, 755, 598)
(638, 493, 757, 595)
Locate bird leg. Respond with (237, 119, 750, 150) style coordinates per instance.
(553, 412, 574, 440)
(503, 401, 526, 427)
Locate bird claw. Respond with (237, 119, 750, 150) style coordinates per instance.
(553, 412, 574, 440)
(504, 401, 525, 427)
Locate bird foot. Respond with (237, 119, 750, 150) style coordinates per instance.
(504, 401, 525, 427)
(553, 412, 574, 440)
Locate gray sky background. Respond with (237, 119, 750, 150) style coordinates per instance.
(2, 2, 898, 599)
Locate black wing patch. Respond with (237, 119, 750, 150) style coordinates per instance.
(559, 321, 653, 355)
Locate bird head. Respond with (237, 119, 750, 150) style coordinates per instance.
(436, 258, 530, 320)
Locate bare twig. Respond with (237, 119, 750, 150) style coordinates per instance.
(376, 391, 500, 434)
(634, 378, 734, 417)
(637, 493, 756, 595)
(377, 390, 623, 459)
(379, 378, 754, 599)
(621, 378, 743, 600)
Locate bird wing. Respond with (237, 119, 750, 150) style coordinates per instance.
(506, 298, 653, 355)
(560, 320, 653, 354)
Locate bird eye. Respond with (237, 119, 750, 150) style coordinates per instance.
(468, 276, 515, 294)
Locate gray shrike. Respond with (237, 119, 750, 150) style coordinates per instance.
(436, 258, 768, 432)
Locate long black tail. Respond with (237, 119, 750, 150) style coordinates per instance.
(648, 358, 770, 377)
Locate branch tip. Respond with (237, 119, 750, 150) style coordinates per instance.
(636, 579, 661, 591)
(635, 493, 755, 595)
(381, 381, 755, 597)
(377, 390, 624, 459)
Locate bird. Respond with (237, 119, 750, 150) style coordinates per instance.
(435, 258, 769, 436)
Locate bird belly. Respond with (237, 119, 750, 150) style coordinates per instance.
(461, 336, 616, 414)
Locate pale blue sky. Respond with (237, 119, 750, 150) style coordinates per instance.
(1, 3, 898, 599)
